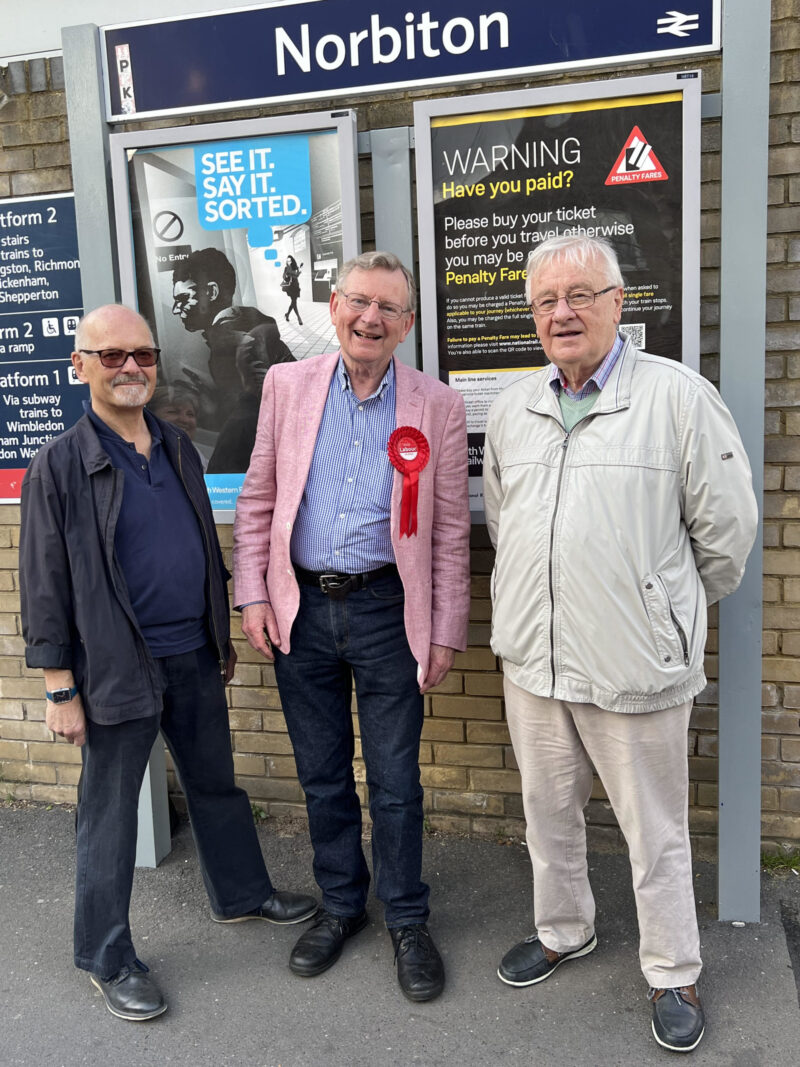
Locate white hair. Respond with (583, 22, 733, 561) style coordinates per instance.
(524, 235, 624, 304)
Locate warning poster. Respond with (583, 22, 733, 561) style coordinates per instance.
(414, 73, 701, 506)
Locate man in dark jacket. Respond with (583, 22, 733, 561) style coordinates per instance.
(19, 305, 316, 1022)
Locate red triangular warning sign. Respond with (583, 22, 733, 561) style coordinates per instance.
(605, 126, 668, 186)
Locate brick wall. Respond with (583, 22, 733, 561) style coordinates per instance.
(0, 58, 70, 200)
(1, 4, 799, 856)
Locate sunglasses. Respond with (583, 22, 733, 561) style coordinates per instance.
(79, 347, 161, 368)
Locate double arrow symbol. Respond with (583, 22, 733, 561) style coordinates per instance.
(657, 10, 701, 38)
(626, 140, 652, 171)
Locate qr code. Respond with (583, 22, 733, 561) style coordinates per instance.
(620, 323, 645, 348)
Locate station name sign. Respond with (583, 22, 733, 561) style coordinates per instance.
(103, 0, 720, 121)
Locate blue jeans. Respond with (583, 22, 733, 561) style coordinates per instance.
(73, 643, 273, 978)
(274, 570, 429, 928)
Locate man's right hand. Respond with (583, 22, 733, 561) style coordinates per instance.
(241, 602, 282, 662)
(46, 693, 86, 747)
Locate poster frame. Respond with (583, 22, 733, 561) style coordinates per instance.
(414, 70, 702, 392)
(109, 108, 361, 520)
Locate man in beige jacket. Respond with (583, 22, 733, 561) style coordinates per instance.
(484, 235, 757, 1053)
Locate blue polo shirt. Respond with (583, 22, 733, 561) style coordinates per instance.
(87, 405, 208, 656)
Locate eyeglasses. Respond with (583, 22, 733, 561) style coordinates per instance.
(531, 286, 617, 316)
(79, 348, 161, 368)
(340, 292, 410, 321)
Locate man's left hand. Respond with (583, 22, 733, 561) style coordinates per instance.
(419, 643, 456, 693)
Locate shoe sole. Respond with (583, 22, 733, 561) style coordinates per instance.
(90, 975, 167, 1021)
(497, 934, 598, 987)
(398, 979, 445, 1003)
(211, 905, 318, 926)
(289, 913, 369, 977)
(290, 946, 343, 977)
(651, 1020, 705, 1052)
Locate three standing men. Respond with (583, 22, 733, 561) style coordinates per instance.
(18, 235, 757, 1040)
(233, 251, 471, 1001)
(19, 304, 317, 1021)
(484, 235, 757, 1052)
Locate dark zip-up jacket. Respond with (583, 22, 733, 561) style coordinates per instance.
(20, 412, 231, 724)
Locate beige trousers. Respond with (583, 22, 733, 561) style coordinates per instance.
(503, 676, 701, 988)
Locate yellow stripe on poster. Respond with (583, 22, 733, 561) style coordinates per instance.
(431, 92, 683, 128)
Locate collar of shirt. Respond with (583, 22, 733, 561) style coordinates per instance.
(547, 333, 625, 401)
(336, 353, 394, 401)
(84, 399, 163, 449)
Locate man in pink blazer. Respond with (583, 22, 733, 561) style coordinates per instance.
(233, 251, 470, 1002)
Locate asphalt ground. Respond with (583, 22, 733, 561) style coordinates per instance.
(1, 802, 798, 1067)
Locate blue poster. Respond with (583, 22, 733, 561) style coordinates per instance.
(0, 194, 86, 501)
(124, 128, 345, 512)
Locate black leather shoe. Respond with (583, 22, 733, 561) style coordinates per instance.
(649, 984, 705, 1052)
(212, 890, 318, 925)
(90, 960, 166, 1021)
(289, 909, 368, 976)
(497, 933, 597, 987)
(389, 924, 445, 1002)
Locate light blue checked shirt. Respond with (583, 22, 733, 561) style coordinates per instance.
(547, 332, 625, 400)
(290, 356, 397, 573)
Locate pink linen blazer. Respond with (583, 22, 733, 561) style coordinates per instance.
(232, 351, 471, 677)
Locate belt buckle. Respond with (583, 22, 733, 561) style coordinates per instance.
(319, 573, 349, 597)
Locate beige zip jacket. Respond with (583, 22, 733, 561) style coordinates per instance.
(483, 338, 758, 714)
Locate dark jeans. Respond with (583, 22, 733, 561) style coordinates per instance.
(74, 643, 273, 978)
(274, 570, 428, 928)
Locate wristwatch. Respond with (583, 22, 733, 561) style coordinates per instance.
(45, 686, 78, 704)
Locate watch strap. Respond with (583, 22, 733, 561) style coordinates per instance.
(45, 686, 79, 703)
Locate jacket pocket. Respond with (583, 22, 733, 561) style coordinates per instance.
(641, 573, 690, 669)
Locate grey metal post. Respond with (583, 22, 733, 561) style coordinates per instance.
(60, 25, 119, 307)
(135, 741, 172, 868)
(62, 23, 171, 868)
(716, 0, 770, 921)
(369, 127, 418, 369)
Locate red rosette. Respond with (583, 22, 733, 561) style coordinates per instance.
(387, 426, 430, 537)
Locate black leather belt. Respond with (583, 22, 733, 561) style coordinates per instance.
(294, 563, 398, 599)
